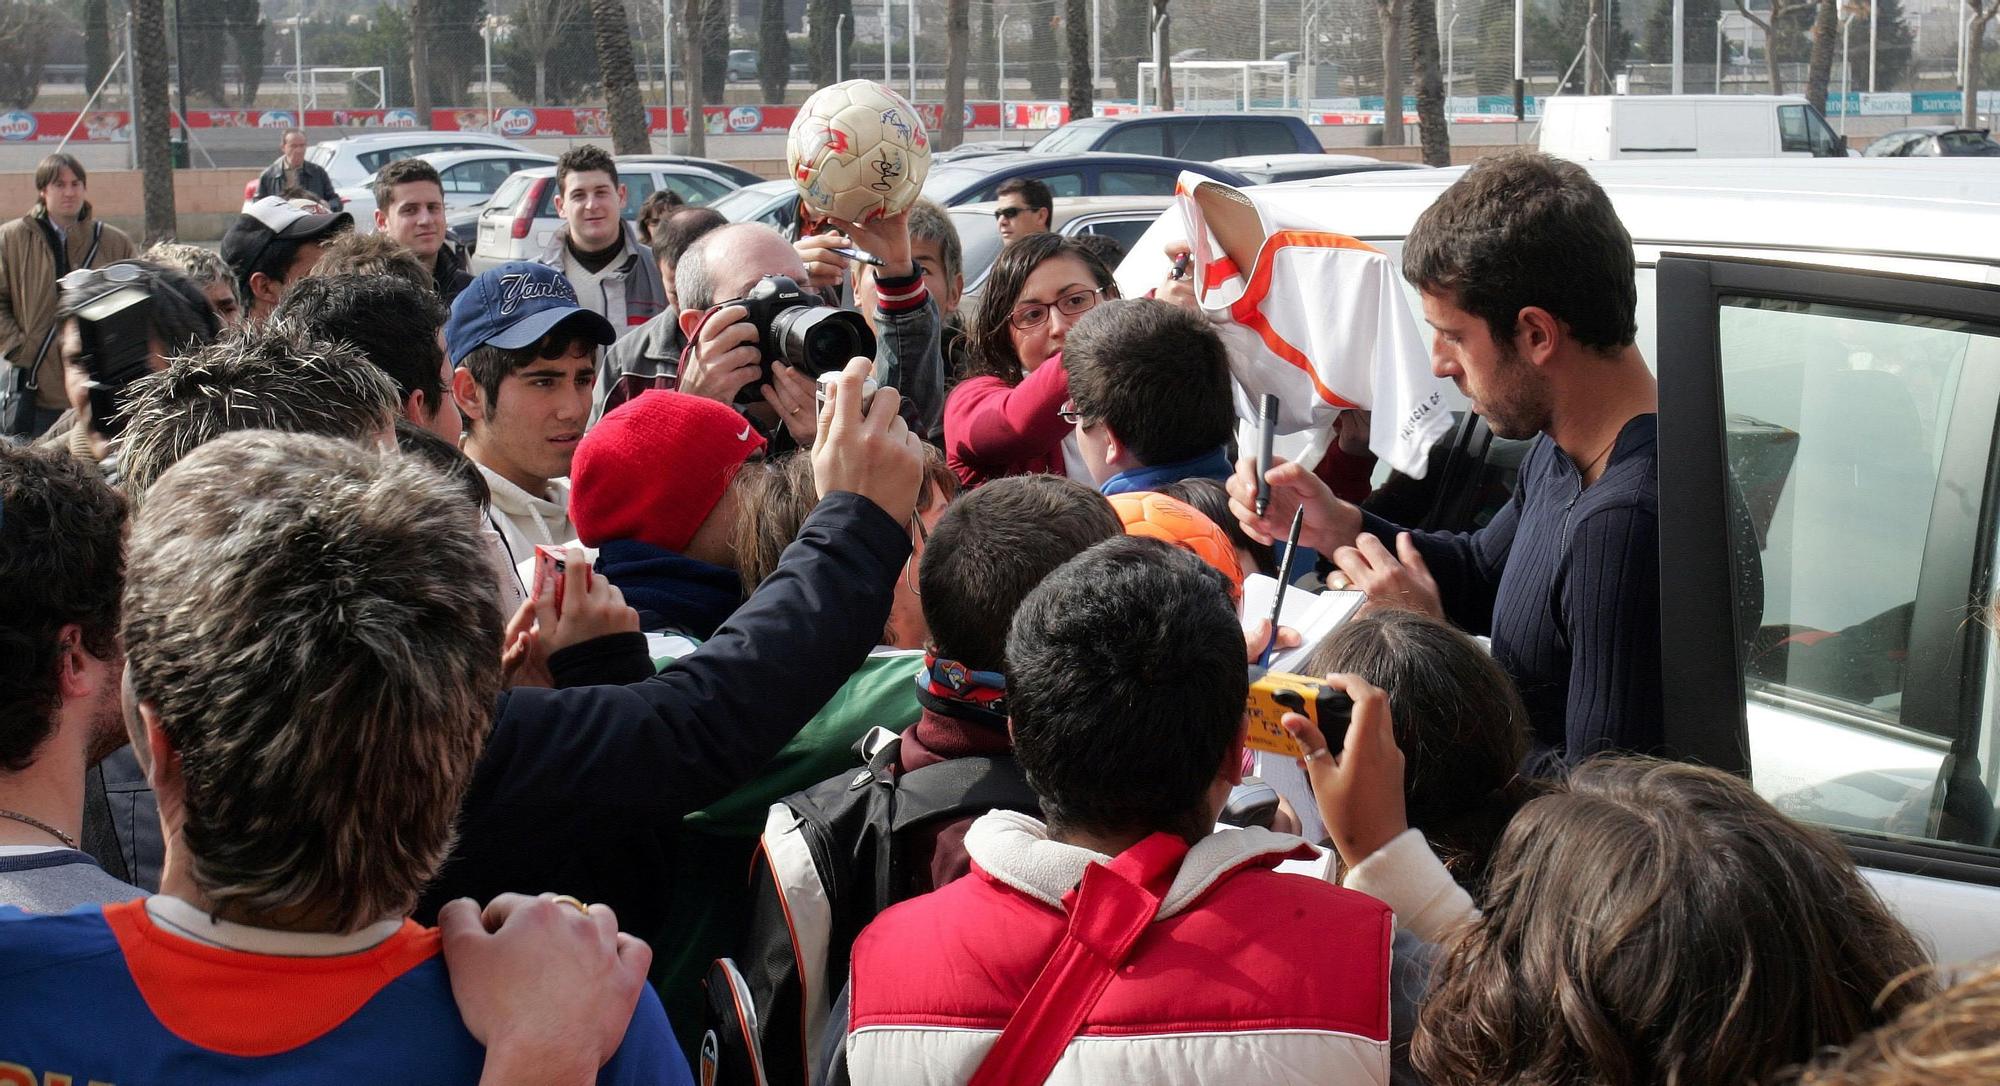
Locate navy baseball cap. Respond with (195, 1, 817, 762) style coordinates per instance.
(446, 262, 618, 366)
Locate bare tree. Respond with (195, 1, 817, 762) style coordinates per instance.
(1409, 0, 1449, 164)
(226, 0, 265, 107)
(1066, 0, 1093, 118)
(942, 0, 970, 149)
(1967, 0, 2000, 127)
(517, 0, 587, 105)
(1803, 0, 1836, 111)
(134, 0, 177, 243)
(680, 0, 707, 155)
(1379, 0, 1406, 143)
(1734, 0, 1810, 92)
(588, 0, 652, 153)
(411, 0, 434, 118)
(0, 2, 61, 108)
(759, 0, 790, 100)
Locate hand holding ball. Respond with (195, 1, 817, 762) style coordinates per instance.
(787, 80, 933, 226)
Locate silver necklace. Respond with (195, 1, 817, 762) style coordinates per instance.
(0, 808, 76, 849)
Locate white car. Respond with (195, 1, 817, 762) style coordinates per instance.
(1121, 158, 2000, 965)
(712, 179, 802, 235)
(472, 163, 741, 271)
(240, 130, 535, 211)
(949, 195, 1175, 315)
(337, 149, 558, 235)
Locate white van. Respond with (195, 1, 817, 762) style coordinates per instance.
(1539, 94, 1850, 160)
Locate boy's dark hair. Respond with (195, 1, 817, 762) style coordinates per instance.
(274, 272, 447, 407)
(0, 443, 126, 772)
(459, 323, 600, 410)
(1007, 536, 1246, 843)
(1158, 477, 1274, 576)
(556, 144, 619, 193)
(1064, 298, 1235, 466)
(905, 198, 962, 285)
(1071, 232, 1126, 273)
(918, 474, 1121, 673)
(372, 156, 443, 211)
(310, 231, 434, 298)
(1414, 757, 1935, 1086)
(995, 176, 1054, 214)
(1302, 610, 1535, 890)
(395, 418, 489, 512)
(964, 233, 1117, 384)
(655, 207, 728, 271)
(1402, 151, 1637, 353)
(636, 188, 687, 246)
(59, 259, 221, 359)
(34, 152, 85, 193)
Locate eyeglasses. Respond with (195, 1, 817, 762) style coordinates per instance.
(904, 510, 928, 596)
(1057, 399, 1085, 425)
(994, 206, 1035, 221)
(58, 262, 142, 293)
(1008, 287, 1104, 331)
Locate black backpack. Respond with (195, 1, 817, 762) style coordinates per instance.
(715, 727, 1041, 1086)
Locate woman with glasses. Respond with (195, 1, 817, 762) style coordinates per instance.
(942, 233, 1117, 489)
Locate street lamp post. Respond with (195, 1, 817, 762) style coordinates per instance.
(1840, 12, 1854, 132)
(884, 0, 894, 83)
(293, 11, 306, 118)
(1672, 0, 1685, 92)
(661, 0, 673, 152)
(482, 16, 496, 125)
(1446, 4, 1461, 97)
(1093, 0, 1102, 86)
(1513, 0, 1525, 117)
(907, 0, 916, 101)
(998, 14, 1009, 132)
(1715, 15, 1727, 94)
(836, 13, 848, 81)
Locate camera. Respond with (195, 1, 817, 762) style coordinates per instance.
(723, 275, 876, 385)
(66, 271, 154, 438)
(814, 370, 880, 416)
(1244, 669, 1354, 759)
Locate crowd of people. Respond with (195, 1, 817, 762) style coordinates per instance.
(0, 136, 1993, 1086)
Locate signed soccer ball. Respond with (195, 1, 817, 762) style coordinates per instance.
(786, 79, 932, 226)
(1110, 492, 1245, 604)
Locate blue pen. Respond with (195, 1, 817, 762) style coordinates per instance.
(1259, 507, 1307, 668)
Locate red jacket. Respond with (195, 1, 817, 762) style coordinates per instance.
(942, 356, 1072, 488)
(844, 811, 1394, 1083)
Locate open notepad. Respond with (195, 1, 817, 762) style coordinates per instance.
(1240, 575, 1366, 845)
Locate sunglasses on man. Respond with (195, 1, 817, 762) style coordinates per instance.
(994, 206, 1038, 221)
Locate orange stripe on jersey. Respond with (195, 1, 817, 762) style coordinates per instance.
(1227, 231, 1377, 410)
(101, 900, 441, 1058)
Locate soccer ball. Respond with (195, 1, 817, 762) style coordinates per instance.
(786, 79, 932, 226)
(1110, 492, 1245, 604)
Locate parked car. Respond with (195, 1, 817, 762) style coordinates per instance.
(1030, 113, 1323, 159)
(1216, 152, 1430, 185)
(949, 195, 1176, 314)
(243, 130, 534, 208)
(615, 153, 768, 188)
(472, 163, 740, 271)
(921, 152, 1252, 206)
(1862, 126, 2000, 157)
(727, 49, 759, 82)
(447, 204, 484, 252)
(711, 178, 801, 236)
(1537, 94, 1851, 160)
(1117, 157, 2000, 966)
(337, 149, 558, 234)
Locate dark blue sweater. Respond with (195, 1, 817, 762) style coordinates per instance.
(1365, 414, 1661, 764)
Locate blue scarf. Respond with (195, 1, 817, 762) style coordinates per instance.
(594, 539, 742, 640)
(1098, 447, 1234, 496)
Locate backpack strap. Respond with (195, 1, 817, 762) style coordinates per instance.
(966, 832, 1191, 1086)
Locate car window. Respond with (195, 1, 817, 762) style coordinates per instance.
(1098, 170, 1178, 196)
(956, 212, 1007, 289)
(308, 146, 335, 168)
(1806, 109, 1845, 156)
(1777, 105, 1812, 154)
(1173, 121, 1234, 161)
(1236, 121, 1303, 155)
(1939, 131, 2000, 156)
(620, 172, 657, 216)
(357, 144, 436, 174)
(1715, 297, 2000, 842)
(441, 159, 516, 196)
(1033, 122, 1114, 154)
(484, 174, 533, 216)
(1076, 216, 1160, 253)
(973, 172, 1084, 201)
(1099, 124, 1166, 156)
(657, 173, 733, 204)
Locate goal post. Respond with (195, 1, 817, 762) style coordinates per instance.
(1138, 60, 1297, 112)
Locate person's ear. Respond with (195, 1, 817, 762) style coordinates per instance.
(678, 307, 705, 342)
(374, 207, 390, 232)
(616, 184, 629, 207)
(1222, 719, 1249, 787)
(1515, 306, 1563, 368)
(451, 367, 486, 424)
(137, 701, 184, 800)
(403, 388, 433, 425)
(54, 623, 95, 702)
(249, 271, 284, 310)
(1098, 423, 1126, 467)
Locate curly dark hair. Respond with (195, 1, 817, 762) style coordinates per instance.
(0, 443, 127, 771)
(961, 233, 1117, 386)
(556, 144, 619, 194)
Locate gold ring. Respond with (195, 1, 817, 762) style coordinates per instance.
(788, 407, 800, 416)
(549, 894, 590, 916)
(1301, 747, 1331, 763)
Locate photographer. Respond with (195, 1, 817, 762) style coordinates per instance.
(44, 259, 221, 467)
(672, 214, 948, 446)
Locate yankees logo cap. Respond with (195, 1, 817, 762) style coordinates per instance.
(446, 261, 617, 366)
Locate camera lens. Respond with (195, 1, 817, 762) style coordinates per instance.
(770, 306, 877, 378)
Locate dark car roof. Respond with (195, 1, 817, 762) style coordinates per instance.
(1882, 126, 1990, 136)
(921, 152, 1251, 202)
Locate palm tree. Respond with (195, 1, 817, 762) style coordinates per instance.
(1964, 0, 1999, 128)
(1152, 0, 1174, 109)
(943, 0, 970, 149)
(1803, 0, 1836, 111)
(680, 0, 708, 155)
(1066, 0, 1093, 118)
(759, 0, 790, 101)
(133, 0, 176, 243)
(1379, 0, 1407, 144)
(410, 0, 433, 121)
(588, 0, 652, 154)
(1409, 0, 1449, 165)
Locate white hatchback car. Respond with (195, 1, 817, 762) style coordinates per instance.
(1121, 159, 2000, 966)
(239, 130, 534, 210)
(472, 163, 741, 271)
(337, 149, 558, 235)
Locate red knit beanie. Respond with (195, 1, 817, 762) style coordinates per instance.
(569, 390, 768, 553)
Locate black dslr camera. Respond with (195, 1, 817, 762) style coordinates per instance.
(722, 275, 876, 386)
(64, 265, 155, 438)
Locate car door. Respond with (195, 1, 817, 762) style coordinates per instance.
(1655, 254, 2000, 965)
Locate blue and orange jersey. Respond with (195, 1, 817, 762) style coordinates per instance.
(0, 901, 688, 1085)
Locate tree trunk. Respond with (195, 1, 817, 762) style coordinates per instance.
(1065, 0, 1093, 118)
(1585, 0, 1603, 92)
(1410, 0, 1449, 165)
(1965, 6, 1996, 127)
(760, 0, 790, 98)
(410, 0, 433, 118)
(1803, 0, 1836, 111)
(228, 0, 266, 107)
(807, 0, 835, 84)
(1028, 11, 1060, 97)
(84, 0, 111, 92)
(976, 0, 997, 96)
(589, 0, 652, 154)
(680, 0, 707, 154)
(701, 0, 727, 101)
(134, 0, 177, 243)
(1153, 0, 1173, 109)
(1379, 0, 1405, 143)
(943, 0, 970, 148)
